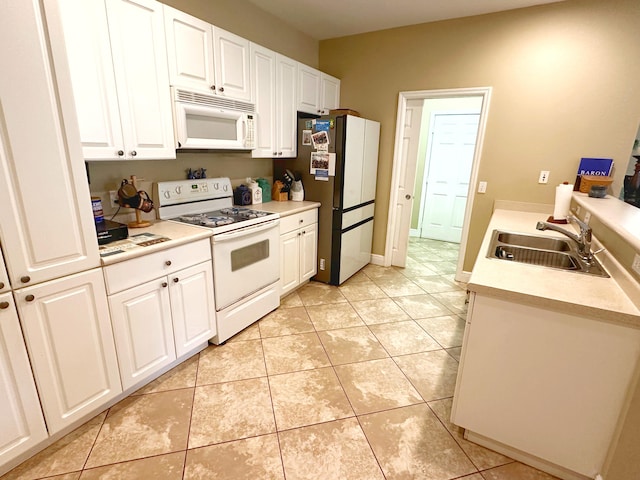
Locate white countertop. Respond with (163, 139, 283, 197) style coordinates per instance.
(253, 200, 321, 216)
(99, 220, 212, 266)
(469, 209, 640, 327)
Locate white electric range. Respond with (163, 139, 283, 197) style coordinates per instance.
(156, 178, 280, 344)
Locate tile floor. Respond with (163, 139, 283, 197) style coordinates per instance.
(2, 238, 558, 480)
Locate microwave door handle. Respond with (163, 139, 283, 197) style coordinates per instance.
(213, 219, 279, 243)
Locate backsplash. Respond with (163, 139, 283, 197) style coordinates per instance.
(88, 151, 273, 222)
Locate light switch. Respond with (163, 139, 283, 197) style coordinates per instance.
(478, 181, 487, 193)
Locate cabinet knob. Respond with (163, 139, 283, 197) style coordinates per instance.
(117, 150, 124, 156)
(299, 219, 304, 223)
(25, 294, 35, 302)
(298, 232, 301, 236)
(162, 282, 168, 288)
(20, 276, 30, 284)
(130, 150, 137, 157)
(302, 230, 306, 234)
(0, 282, 4, 289)
(0, 301, 9, 309)
(278, 152, 283, 156)
(218, 87, 225, 92)
(272, 152, 278, 156)
(210, 85, 216, 91)
(165, 260, 172, 266)
(173, 277, 179, 283)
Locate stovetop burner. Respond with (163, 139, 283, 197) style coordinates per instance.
(220, 207, 270, 219)
(179, 214, 235, 227)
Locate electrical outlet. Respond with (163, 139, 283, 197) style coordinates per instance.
(109, 190, 119, 207)
(478, 181, 487, 193)
(583, 211, 591, 224)
(632, 254, 640, 276)
(320, 258, 326, 271)
(538, 170, 550, 184)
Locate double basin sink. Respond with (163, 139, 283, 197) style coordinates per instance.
(487, 230, 609, 277)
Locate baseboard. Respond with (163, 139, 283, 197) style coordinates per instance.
(409, 228, 420, 237)
(370, 254, 385, 266)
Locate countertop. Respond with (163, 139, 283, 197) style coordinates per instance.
(469, 209, 640, 327)
(253, 200, 321, 216)
(99, 220, 212, 266)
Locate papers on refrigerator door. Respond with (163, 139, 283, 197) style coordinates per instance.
(310, 152, 335, 180)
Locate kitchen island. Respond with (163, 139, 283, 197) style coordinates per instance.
(451, 206, 640, 480)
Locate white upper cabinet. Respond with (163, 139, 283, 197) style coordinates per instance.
(0, 0, 100, 287)
(163, 6, 215, 92)
(213, 28, 252, 101)
(297, 64, 341, 115)
(251, 43, 297, 158)
(321, 73, 341, 113)
(59, 0, 175, 160)
(164, 6, 252, 102)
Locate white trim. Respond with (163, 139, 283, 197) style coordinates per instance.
(409, 228, 420, 237)
(370, 253, 385, 266)
(384, 87, 492, 284)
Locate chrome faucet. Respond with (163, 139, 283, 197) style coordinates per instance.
(536, 215, 593, 261)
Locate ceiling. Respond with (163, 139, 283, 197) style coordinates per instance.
(246, 0, 565, 40)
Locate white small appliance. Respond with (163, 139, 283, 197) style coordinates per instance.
(172, 88, 256, 150)
(156, 178, 280, 344)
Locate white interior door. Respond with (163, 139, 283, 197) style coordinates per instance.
(420, 113, 479, 243)
(391, 99, 423, 267)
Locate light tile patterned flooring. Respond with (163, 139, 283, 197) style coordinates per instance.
(2, 238, 558, 480)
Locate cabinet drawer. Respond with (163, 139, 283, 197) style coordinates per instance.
(103, 239, 211, 294)
(280, 209, 318, 234)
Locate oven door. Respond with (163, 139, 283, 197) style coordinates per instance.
(211, 219, 280, 310)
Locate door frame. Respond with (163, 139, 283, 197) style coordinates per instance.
(417, 110, 481, 241)
(384, 87, 492, 282)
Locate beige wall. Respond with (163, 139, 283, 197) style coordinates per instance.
(320, 0, 640, 270)
(159, 0, 317, 66)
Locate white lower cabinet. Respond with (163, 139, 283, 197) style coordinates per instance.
(0, 293, 48, 468)
(279, 209, 318, 296)
(15, 269, 122, 436)
(451, 292, 640, 479)
(104, 240, 216, 390)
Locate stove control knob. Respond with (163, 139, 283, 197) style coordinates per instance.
(175, 185, 182, 194)
(163, 190, 170, 199)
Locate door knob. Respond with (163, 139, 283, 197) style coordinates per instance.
(405, 194, 412, 200)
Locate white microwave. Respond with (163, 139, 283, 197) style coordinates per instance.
(172, 88, 256, 150)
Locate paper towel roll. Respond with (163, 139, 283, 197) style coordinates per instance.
(553, 183, 573, 220)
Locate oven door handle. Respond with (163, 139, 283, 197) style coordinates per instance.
(213, 219, 280, 243)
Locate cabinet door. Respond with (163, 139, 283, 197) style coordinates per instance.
(320, 73, 340, 114)
(16, 269, 122, 435)
(297, 64, 321, 114)
(276, 55, 298, 158)
(108, 278, 176, 391)
(213, 27, 252, 101)
(106, 0, 175, 159)
(169, 262, 216, 357)
(300, 223, 318, 283)
(57, 0, 125, 160)
(163, 5, 215, 92)
(280, 230, 300, 296)
(0, 251, 10, 294)
(0, 293, 48, 467)
(0, 0, 100, 287)
(251, 43, 277, 158)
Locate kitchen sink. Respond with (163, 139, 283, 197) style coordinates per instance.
(487, 230, 609, 277)
(496, 232, 572, 252)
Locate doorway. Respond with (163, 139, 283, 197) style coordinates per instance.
(384, 87, 491, 281)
